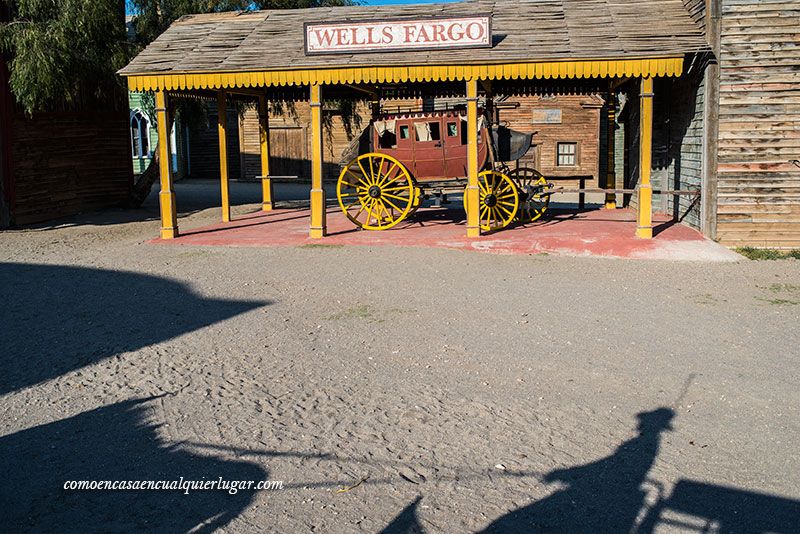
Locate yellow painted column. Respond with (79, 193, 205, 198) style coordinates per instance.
(637, 77, 654, 239)
(218, 90, 231, 223)
(309, 83, 327, 238)
(465, 79, 481, 238)
(605, 89, 617, 210)
(155, 90, 178, 239)
(258, 94, 274, 211)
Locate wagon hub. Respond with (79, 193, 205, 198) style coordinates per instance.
(483, 193, 498, 208)
(368, 186, 382, 199)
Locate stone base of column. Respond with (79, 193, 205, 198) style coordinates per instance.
(159, 191, 178, 239)
(309, 188, 327, 238)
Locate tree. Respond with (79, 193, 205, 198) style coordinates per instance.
(0, 0, 129, 114)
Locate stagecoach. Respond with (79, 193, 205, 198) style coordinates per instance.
(337, 108, 552, 231)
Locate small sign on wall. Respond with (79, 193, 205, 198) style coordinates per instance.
(305, 16, 492, 55)
(532, 109, 563, 124)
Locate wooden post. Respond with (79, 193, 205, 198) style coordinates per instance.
(637, 77, 654, 239)
(465, 79, 481, 238)
(156, 90, 178, 239)
(258, 94, 274, 211)
(370, 89, 380, 121)
(309, 83, 327, 238)
(605, 89, 617, 210)
(218, 90, 231, 223)
(702, 0, 722, 241)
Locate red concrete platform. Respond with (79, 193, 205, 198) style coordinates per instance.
(152, 206, 740, 262)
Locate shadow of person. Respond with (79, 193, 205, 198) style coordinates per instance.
(0, 397, 266, 532)
(482, 408, 676, 533)
(0, 263, 269, 395)
(381, 496, 425, 534)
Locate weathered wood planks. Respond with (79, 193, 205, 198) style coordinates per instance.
(716, 0, 800, 248)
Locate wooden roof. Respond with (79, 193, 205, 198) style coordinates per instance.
(121, 0, 709, 78)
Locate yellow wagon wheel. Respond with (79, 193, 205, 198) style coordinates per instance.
(337, 153, 415, 231)
(465, 170, 520, 231)
(509, 167, 550, 223)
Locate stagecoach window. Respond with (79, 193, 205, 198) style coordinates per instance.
(429, 122, 441, 141)
(557, 142, 578, 166)
(399, 125, 410, 140)
(415, 122, 440, 142)
(447, 122, 458, 137)
(379, 131, 397, 149)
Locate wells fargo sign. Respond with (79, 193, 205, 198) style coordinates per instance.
(304, 16, 492, 55)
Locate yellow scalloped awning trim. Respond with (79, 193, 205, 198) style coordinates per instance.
(126, 57, 684, 92)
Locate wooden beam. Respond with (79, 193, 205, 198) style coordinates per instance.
(309, 83, 326, 238)
(637, 77, 654, 239)
(258, 94, 274, 211)
(218, 90, 231, 223)
(605, 89, 617, 209)
(466, 79, 481, 238)
(156, 90, 178, 239)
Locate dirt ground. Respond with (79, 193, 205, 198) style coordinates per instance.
(2, 189, 799, 533)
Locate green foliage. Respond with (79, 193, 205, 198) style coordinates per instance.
(0, 0, 130, 114)
(735, 247, 800, 261)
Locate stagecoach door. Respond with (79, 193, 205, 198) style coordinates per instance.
(411, 117, 446, 179)
(444, 117, 469, 178)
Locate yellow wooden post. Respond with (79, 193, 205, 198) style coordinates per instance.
(605, 89, 617, 210)
(309, 83, 327, 238)
(218, 90, 231, 223)
(637, 77, 654, 239)
(465, 78, 481, 238)
(155, 90, 178, 239)
(258, 94, 273, 211)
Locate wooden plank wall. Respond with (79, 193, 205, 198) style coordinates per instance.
(655, 63, 706, 229)
(0, 55, 12, 228)
(716, 0, 800, 248)
(498, 95, 603, 187)
(11, 112, 132, 225)
(187, 102, 242, 180)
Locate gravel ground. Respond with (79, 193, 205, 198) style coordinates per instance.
(1, 191, 799, 533)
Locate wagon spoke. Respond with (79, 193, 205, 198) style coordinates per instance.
(382, 196, 405, 214)
(382, 192, 411, 202)
(497, 204, 513, 217)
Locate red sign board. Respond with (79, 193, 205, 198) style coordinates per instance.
(304, 16, 492, 55)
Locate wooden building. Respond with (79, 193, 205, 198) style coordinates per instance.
(0, 9, 132, 228)
(711, 0, 800, 248)
(121, 0, 709, 242)
(0, 77, 132, 226)
(185, 95, 604, 191)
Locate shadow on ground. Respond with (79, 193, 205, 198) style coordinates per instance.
(0, 263, 269, 395)
(479, 408, 800, 533)
(1, 397, 266, 532)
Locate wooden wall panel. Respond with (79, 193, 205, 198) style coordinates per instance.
(187, 102, 241, 180)
(716, 0, 800, 248)
(498, 94, 603, 187)
(11, 112, 132, 225)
